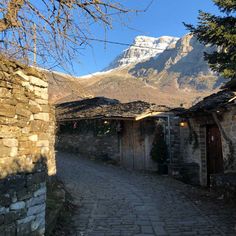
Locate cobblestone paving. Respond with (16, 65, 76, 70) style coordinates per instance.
(57, 152, 236, 236)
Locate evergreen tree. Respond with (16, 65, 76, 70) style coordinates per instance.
(185, 0, 236, 80)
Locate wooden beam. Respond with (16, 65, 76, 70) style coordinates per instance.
(135, 111, 169, 121)
(228, 96, 236, 103)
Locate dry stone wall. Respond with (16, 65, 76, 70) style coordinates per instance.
(0, 58, 55, 235)
(57, 131, 120, 161)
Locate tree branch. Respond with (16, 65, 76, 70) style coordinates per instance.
(0, 0, 25, 32)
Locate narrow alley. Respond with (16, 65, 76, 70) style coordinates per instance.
(57, 152, 236, 236)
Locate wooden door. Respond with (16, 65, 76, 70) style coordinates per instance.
(133, 122, 145, 170)
(121, 121, 134, 169)
(206, 125, 223, 185)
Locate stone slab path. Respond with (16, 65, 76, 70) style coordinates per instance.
(57, 152, 236, 236)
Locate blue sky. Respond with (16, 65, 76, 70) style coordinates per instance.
(56, 0, 220, 76)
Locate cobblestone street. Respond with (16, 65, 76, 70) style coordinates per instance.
(57, 152, 236, 236)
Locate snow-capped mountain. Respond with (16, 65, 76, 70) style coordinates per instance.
(129, 34, 225, 91)
(47, 34, 227, 107)
(104, 36, 179, 71)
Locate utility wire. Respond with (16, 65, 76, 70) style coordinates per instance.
(84, 37, 177, 51)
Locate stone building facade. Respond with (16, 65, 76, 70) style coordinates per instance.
(56, 98, 181, 171)
(0, 58, 56, 235)
(177, 90, 236, 190)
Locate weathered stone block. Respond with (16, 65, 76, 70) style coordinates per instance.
(14, 92, 29, 103)
(34, 113, 49, 122)
(37, 133, 50, 140)
(16, 103, 32, 118)
(3, 139, 18, 147)
(29, 104, 41, 114)
(4, 211, 20, 224)
(40, 105, 50, 113)
(18, 148, 35, 156)
(31, 212, 45, 232)
(0, 125, 21, 138)
(26, 195, 45, 208)
(17, 189, 32, 201)
(30, 76, 48, 88)
(29, 135, 38, 142)
(33, 186, 46, 198)
(0, 104, 15, 118)
(6, 175, 26, 191)
(14, 70, 29, 81)
(17, 119, 30, 128)
(10, 201, 26, 210)
(0, 116, 17, 126)
(0, 195, 11, 207)
(22, 81, 34, 92)
(10, 147, 18, 157)
(0, 87, 11, 98)
(21, 127, 30, 134)
(0, 207, 7, 214)
(17, 215, 35, 225)
(33, 87, 48, 100)
(30, 120, 48, 132)
(35, 99, 48, 105)
(36, 140, 49, 148)
(27, 203, 45, 216)
(27, 173, 45, 187)
(0, 146, 12, 158)
(19, 141, 35, 150)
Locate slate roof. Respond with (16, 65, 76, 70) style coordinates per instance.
(185, 89, 236, 115)
(56, 97, 171, 121)
(221, 78, 236, 90)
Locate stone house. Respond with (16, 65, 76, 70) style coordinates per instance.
(56, 97, 181, 171)
(0, 57, 56, 235)
(174, 82, 236, 191)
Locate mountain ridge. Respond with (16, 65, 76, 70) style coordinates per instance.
(104, 35, 179, 71)
(46, 34, 227, 107)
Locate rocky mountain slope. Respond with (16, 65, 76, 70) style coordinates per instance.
(42, 70, 91, 104)
(104, 36, 179, 71)
(129, 34, 224, 91)
(46, 34, 227, 107)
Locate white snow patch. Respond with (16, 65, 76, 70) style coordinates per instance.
(78, 69, 115, 79)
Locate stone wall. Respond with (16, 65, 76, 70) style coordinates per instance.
(218, 107, 236, 172)
(57, 132, 120, 161)
(178, 106, 236, 186)
(0, 58, 56, 235)
(57, 115, 181, 172)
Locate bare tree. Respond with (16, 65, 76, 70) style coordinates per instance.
(0, 0, 134, 69)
